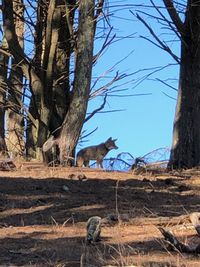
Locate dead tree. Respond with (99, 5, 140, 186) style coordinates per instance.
(135, 1, 200, 169)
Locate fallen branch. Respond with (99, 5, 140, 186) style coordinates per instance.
(159, 227, 192, 253)
(190, 212, 200, 236)
(130, 214, 189, 226)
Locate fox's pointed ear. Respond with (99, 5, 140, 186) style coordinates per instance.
(113, 138, 117, 142)
(108, 137, 112, 140)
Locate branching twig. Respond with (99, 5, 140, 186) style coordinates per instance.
(85, 94, 107, 122)
(132, 11, 180, 63)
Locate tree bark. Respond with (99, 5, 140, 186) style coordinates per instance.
(0, 38, 9, 157)
(6, 0, 25, 158)
(49, 1, 75, 133)
(2, 0, 64, 160)
(168, 1, 200, 169)
(27, 0, 74, 160)
(58, 0, 95, 165)
(1, 0, 104, 164)
(2, 0, 49, 160)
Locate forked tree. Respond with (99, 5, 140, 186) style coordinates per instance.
(1, 0, 120, 164)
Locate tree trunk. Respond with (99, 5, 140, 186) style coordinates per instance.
(26, 0, 48, 159)
(2, 0, 104, 163)
(58, 0, 95, 165)
(168, 2, 200, 169)
(2, 0, 48, 160)
(26, 0, 63, 159)
(49, 1, 75, 133)
(6, 0, 25, 158)
(0, 38, 9, 157)
(27, 1, 76, 161)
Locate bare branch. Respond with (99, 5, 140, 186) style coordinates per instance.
(65, 0, 77, 38)
(85, 94, 107, 122)
(155, 78, 178, 91)
(162, 91, 176, 101)
(90, 71, 126, 98)
(92, 108, 125, 114)
(133, 11, 180, 63)
(129, 63, 177, 91)
(163, 0, 185, 37)
(149, 0, 181, 41)
(80, 127, 98, 141)
(159, 227, 200, 254)
(93, 27, 115, 64)
(2, 0, 43, 93)
(95, 0, 104, 19)
(46, 7, 60, 85)
(42, 0, 56, 73)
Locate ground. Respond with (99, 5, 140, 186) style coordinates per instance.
(0, 162, 200, 267)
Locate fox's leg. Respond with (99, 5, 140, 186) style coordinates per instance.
(100, 161, 103, 168)
(97, 159, 103, 168)
(76, 157, 83, 167)
(42, 151, 48, 165)
(84, 160, 90, 167)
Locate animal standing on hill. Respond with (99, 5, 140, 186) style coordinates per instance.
(76, 137, 118, 168)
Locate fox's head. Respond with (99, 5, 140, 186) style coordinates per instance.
(105, 137, 118, 150)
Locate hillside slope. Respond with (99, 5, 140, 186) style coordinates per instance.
(0, 164, 200, 266)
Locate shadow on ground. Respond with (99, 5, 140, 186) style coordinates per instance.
(0, 173, 200, 266)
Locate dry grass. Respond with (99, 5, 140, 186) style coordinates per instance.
(0, 162, 200, 266)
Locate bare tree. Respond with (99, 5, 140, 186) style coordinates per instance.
(165, 1, 200, 169)
(133, 1, 200, 169)
(1, 0, 128, 164)
(2, 0, 48, 160)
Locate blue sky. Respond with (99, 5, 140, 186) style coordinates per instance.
(79, 1, 180, 161)
(0, 1, 180, 164)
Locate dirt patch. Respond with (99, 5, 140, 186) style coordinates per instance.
(0, 164, 200, 266)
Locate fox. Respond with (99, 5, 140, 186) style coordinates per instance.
(76, 137, 118, 168)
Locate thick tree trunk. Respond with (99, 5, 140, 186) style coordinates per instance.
(58, 0, 95, 165)
(41, 1, 76, 164)
(168, 2, 200, 169)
